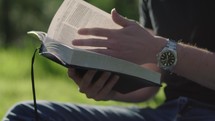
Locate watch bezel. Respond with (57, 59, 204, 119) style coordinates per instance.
(157, 40, 177, 71)
(157, 48, 177, 70)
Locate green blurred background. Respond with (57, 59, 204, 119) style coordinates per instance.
(0, 0, 164, 118)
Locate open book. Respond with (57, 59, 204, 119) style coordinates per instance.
(28, 0, 161, 94)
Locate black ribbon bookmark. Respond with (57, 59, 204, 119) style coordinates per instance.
(31, 48, 39, 121)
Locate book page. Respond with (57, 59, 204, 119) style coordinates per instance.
(47, 0, 121, 49)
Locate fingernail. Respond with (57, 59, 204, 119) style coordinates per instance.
(111, 8, 116, 12)
(111, 8, 118, 14)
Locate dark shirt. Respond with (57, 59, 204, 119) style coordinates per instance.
(139, 0, 215, 105)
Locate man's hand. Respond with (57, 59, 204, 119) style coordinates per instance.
(68, 68, 119, 101)
(72, 9, 161, 65)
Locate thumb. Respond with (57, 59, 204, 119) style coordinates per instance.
(111, 8, 133, 27)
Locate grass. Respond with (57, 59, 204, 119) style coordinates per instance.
(0, 39, 165, 119)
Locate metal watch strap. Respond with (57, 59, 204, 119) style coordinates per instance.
(166, 39, 177, 50)
(165, 39, 177, 72)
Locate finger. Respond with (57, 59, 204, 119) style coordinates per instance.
(79, 70, 97, 93)
(68, 68, 80, 84)
(73, 38, 124, 50)
(95, 75, 119, 100)
(72, 38, 111, 48)
(78, 28, 117, 38)
(68, 68, 76, 78)
(102, 75, 119, 92)
(91, 72, 112, 93)
(88, 49, 119, 57)
(111, 8, 134, 27)
(89, 49, 129, 61)
(90, 49, 132, 62)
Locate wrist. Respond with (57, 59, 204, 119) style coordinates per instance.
(151, 37, 168, 63)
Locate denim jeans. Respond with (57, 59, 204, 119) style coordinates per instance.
(3, 97, 215, 121)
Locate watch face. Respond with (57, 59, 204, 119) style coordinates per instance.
(160, 51, 176, 67)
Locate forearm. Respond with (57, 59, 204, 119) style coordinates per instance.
(112, 87, 159, 103)
(152, 37, 215, 90)
(174, 42, 215, 90)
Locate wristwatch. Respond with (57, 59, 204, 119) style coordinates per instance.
(157, 39, 177, 72)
